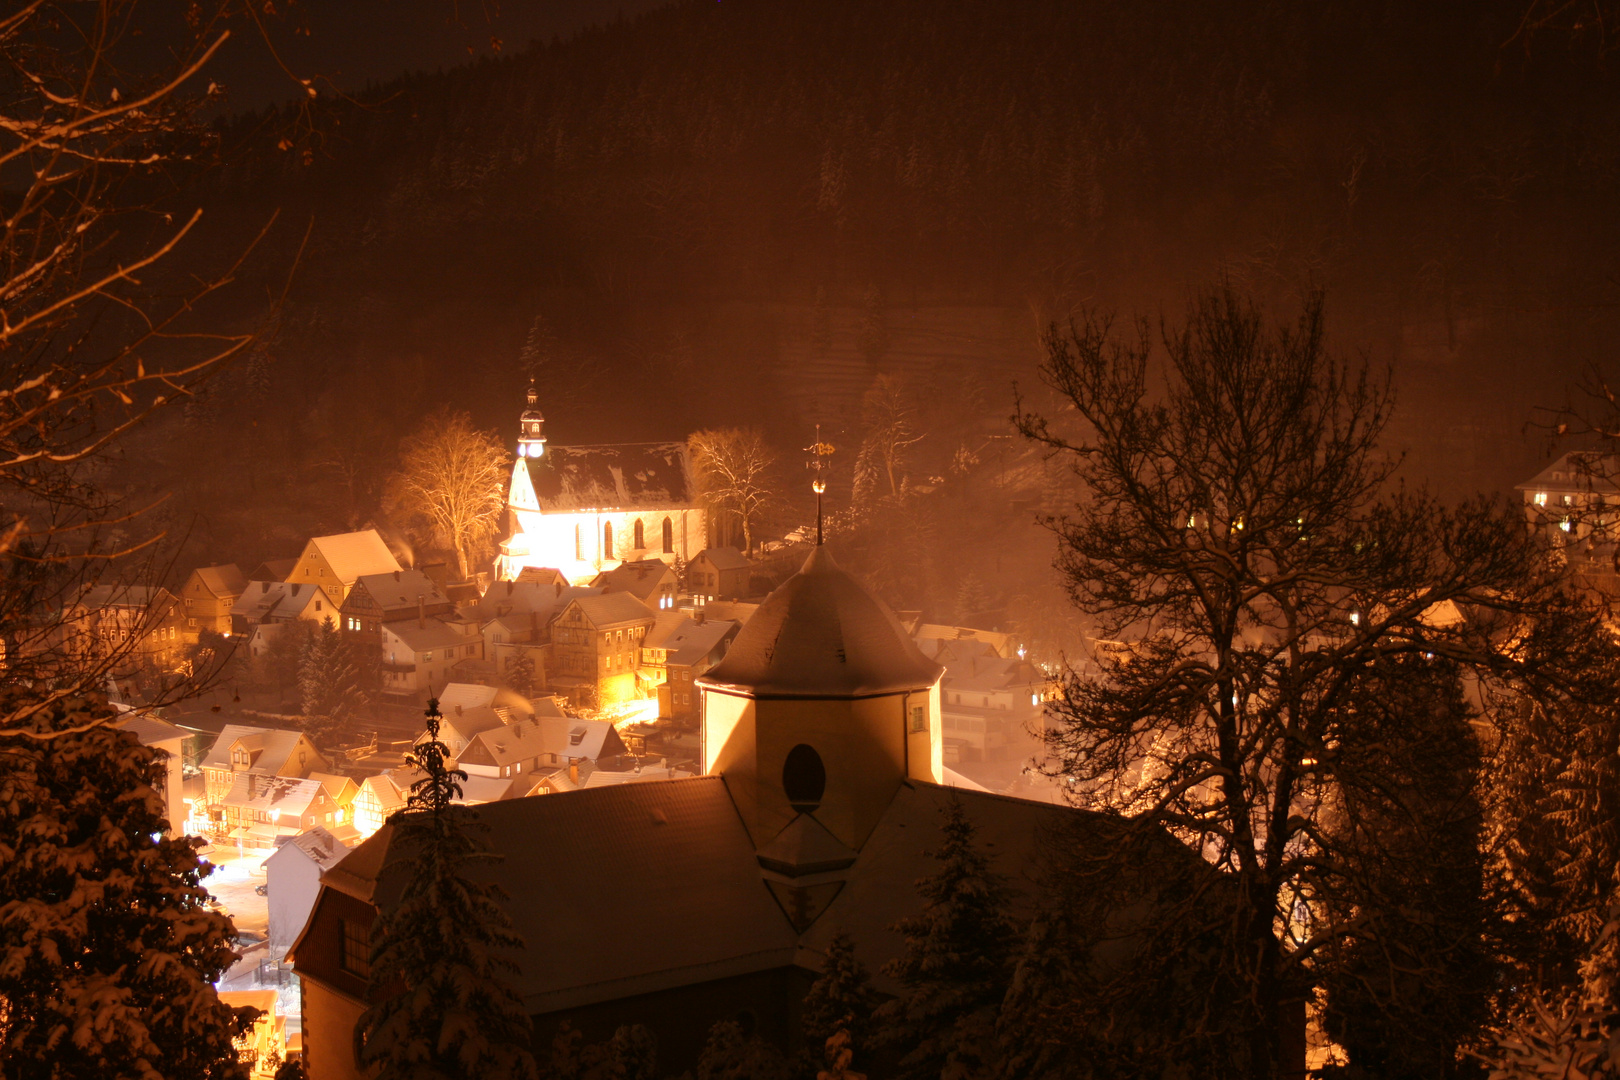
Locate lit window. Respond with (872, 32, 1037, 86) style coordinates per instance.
(1534, 492, 1547, 506)
(1560, 518, 1572, 533)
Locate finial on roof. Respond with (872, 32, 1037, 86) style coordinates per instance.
(805, 425, 835, 546)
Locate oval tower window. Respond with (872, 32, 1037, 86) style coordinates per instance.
(782, 743, 826, 812)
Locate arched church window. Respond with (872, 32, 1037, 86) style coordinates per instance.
(603, 522, 614, 559)
(574, 524, 582, 561)
(782, 744, 826, 812)
(662, 517, 674, 554)
(634, 519, 645, 550)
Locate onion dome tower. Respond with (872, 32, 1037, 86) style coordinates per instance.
(516, 380, 546, 460)
(697, 544, 944, 853)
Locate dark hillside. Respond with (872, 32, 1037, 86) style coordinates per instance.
(132, 0, 1620, 609)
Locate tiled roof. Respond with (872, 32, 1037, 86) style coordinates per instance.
(200, 725, 312, 774)
(591, 559, 675, 602)
(349, 569, 448, 613)
(222, 774, 325, 817)
(383, 617, 470, 652)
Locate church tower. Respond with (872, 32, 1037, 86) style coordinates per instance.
(696, 545, 944, 854)
(516, 380, 546, 460)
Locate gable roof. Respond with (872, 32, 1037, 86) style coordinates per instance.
(511, 442, 694, 513)
(302, 530, 402, 583)
(250, 558, 297, 582)
(191, 564, 249, 599)
(200, 725, 317, 774)
(221, 774, 327, 817)
(117, 712, 184, 747)
(231, 580, 341, 622)
(698, 547, 942, 699)
(268, 825, 350, 871)
(657, 617, 740, 667)
(347, 570, 449, 615)
(317, 778, 798, 1012)
(695, 546, 751, 572)
(590, 559, 676, 602)
(383, 617, 470, 652)
(567, 592, 658, 629)
(471, 581, 603, 623)
(464, 718, 556, 768)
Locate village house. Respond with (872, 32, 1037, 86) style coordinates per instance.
(249, 557, 298, 582)
(379, 617, 483, 698)
(590, 558, 681, 613)
(177, 563, 249, 641)
(351, 773, 407, 838)
(286, 529, 403, 602)
(230, 580, 344, 636)
(688, 546, 752, 601)
(642, 614, 740, 725)
(199, 725, 329, 836)
(340, 569, 453, 638)
(494, 383, 707, 583)
(58, 584, 187, 673)
(925, 637, 1047, 763)
(549, 592, 657, 707)
(265, 826, 353, 952)
(117, 712, 188, 833)
(219, 774, 340, 849)
(514, 566, 569, 587)
(217, 990, 286, 1080)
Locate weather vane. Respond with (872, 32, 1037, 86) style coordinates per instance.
(805, 424, 835, 546)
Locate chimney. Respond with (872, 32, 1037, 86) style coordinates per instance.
(418, 595, 425, 629)
(554, 582, 562, 597)
(394, 570, 401, 582)
(695, 609, 706, 625)
(569, 761, 579, 785)
(505, 581, 515, 597)
(455, 703, 463, 716)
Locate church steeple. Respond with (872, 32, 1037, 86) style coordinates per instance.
(517, 380, 546, 460)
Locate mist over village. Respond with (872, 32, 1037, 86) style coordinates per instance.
(5, 3, 1620, 1080)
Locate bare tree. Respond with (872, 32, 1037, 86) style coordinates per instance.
(386, 409, 511, 581)
(857, 374, 924, 502)
(1015, 287, 1556, 1078)
(0, 1, 304, 737)
(688, 427, 779, 555)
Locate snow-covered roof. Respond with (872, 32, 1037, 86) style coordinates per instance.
(590, 559, 676, 603)
(74, 583, 173, 613)
(557, 719, 623, 763)
(463, 717, 556, 768)
(231, 580, 340, 622)
(471, 581, 602, 624)
(117, 713, 184, 747)
(694, 546, 751, 572)
(269, 825, 351, 870)
(655, 617, 739, 667)
(383, 617, 469, 653)
(347, 569, 448, 614)
(567, 592, 658, 629)
(438, 682, 497, 712)
(697, 547, 942, 699)
(308, 778, 799, 1012)
(302, 530, 402, 584)
(190, 564, 248, 599)
(221, 774, 326, 818)
(1516, 451, 1620, 495)
(200, 725, 314, 774)
(510, 442, 695, 514)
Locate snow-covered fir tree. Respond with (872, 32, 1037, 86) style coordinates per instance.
(992, 910, 1083, 1080)
(877, 797, 1019, 1080)
(358, 698, 537, 1080)
(693, 1020, 791, 1080)
(801, 930, 878, 1069)
(0, 691, 254, 1080)
(298, 616, 365, 748)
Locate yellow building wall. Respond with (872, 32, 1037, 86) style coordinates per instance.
(299, 976, 366, 1080)
(701, 684, 942, 851)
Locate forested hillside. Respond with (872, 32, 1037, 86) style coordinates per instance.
(132, 0, 1620, 616)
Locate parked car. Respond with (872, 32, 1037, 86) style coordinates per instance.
(234, 929, 267, 949)
(254, 883, 268, 896)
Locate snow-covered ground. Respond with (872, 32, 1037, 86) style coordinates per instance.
(202, 848, 270, 936)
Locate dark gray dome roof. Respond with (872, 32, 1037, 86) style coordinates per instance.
(697, 547, 942, 699)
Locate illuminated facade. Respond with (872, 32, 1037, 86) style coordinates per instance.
(495, 383, 707, 583)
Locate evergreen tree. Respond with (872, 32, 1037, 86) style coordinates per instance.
(298, 616, 365, 748)
(504, 650, 536, 697)
(358, 697, 538, 1080)
(1317, 656, 1495, 1079)
(801, 931, 878, 1066)
(992, 911, 1083, 1080)
(0, 691, 254, 1079)
(877, 797, 1019, 1080)
(694, 1020, 791, 1080)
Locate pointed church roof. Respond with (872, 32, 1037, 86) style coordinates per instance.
(697, 547, 942, 699)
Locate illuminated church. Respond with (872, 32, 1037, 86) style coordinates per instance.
(494, 383, 707, 584)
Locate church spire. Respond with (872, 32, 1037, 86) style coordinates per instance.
(517, 378, 546, 460)
(806, 425, 834, 546)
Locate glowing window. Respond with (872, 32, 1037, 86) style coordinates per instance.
(634, 519, 645, 549)
(662, 517, 674, 554)
(603, 522, 613, 558)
